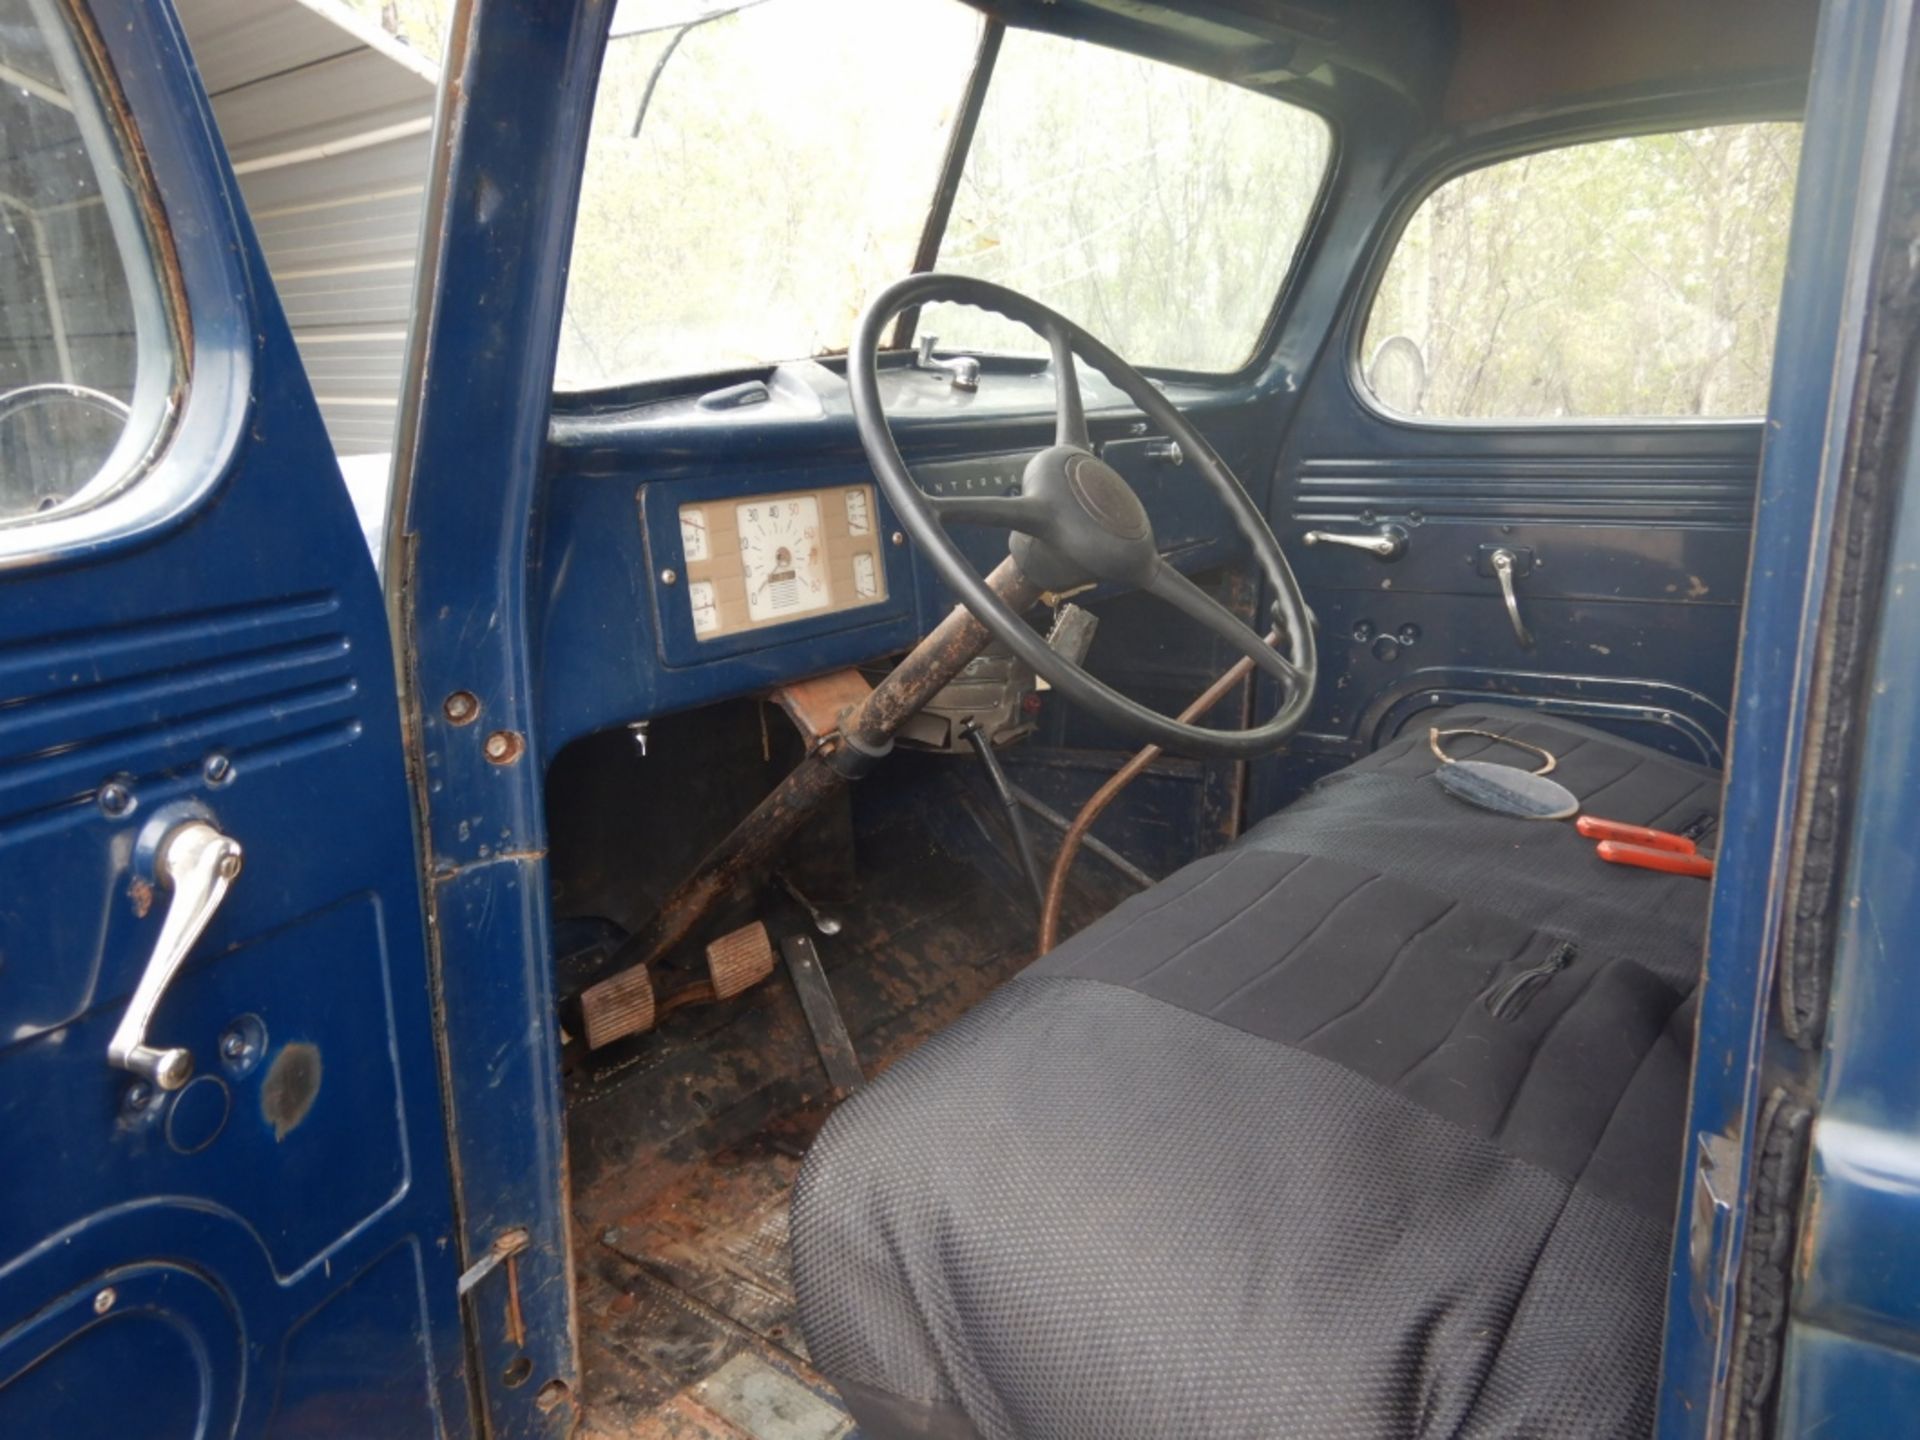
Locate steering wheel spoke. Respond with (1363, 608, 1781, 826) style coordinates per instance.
(1047, 323, 1092, 451)
(925, 490, 1051, 535)
(1147, 559, 1304, 694)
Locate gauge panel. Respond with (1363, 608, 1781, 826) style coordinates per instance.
(675, 484, 888, 640)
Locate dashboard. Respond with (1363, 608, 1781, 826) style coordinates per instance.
(536, 357, 1262, 758)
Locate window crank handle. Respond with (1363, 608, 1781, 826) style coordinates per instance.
(107, 821, 244, 1091)
(1491, 548, 1535, 649)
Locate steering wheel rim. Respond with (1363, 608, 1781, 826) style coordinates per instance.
(850, 272, 1316, 761)
(0, 382, 131, 427)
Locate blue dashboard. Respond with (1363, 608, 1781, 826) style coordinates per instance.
(534, 356, 1269, 759)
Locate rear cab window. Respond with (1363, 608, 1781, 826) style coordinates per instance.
(1, 0, 177, 526)
(558, 0, 1334, 392)
(1360, 122, 1801, 421)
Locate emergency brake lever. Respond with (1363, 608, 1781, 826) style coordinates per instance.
(107, 820, 244, 1091)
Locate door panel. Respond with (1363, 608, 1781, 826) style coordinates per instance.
(1, 1263, 243, 1436)
(1245, 110, 1798, 815)
(0, 3, 468, 1435)
(1255, 381, 1760, 815)
(1289, 444, 1755, 762)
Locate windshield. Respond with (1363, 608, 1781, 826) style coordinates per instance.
(927, 26, 1332, 372)
(557, 0, 981, 389)
(557, 1, 1333, 390)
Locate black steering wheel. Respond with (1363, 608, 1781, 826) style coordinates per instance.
(851, 273, 1317, 760)
(0, 381, 131, 428)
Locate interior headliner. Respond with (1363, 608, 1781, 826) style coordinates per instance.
(972, 0, 1819, 124)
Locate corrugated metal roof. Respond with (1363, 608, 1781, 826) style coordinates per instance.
(174, 0, 437, 455)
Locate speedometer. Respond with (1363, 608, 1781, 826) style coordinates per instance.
(737, 495, 831, 623)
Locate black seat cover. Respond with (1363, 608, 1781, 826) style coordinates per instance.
(793, 708, 1721, 1439)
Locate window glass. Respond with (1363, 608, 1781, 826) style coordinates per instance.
(557, 0, 983, 390)
(927, 29, 1331, 372)
(1362, 123, 1801, 421)
(1, 0, 175, 523)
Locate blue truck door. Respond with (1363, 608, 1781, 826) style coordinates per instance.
(0, 2, 471, 1436)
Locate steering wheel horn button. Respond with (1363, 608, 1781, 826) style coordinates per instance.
(1063, 452, 1150, 541)
(1010, 445, 1160, 592)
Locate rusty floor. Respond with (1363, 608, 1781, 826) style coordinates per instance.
(566, 763, 1135, 1438)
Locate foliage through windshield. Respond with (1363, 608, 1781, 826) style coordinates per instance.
(559, 0, 979, 389)
(556, 0, 1333, 389)
(928, 27, 1331, 373)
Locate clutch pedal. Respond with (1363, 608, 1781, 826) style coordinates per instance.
(580, 965, 656, 1050)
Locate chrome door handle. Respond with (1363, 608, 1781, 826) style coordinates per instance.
(1490, 547, 1535, 649)
(1301, 525, 1406, 560)
(108, 821, 244, 1090)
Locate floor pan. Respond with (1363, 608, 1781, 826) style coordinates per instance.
(570, 762, 1135, 1436)
(579, 1120, 841, 1439)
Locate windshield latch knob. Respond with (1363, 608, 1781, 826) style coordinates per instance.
(913, 334, 981, 391)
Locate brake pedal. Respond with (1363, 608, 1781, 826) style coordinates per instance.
(707, 920, 775, 999)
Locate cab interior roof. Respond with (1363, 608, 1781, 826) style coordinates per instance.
(970, 0, 1821, 125)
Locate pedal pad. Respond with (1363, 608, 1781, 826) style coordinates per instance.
(707, 920, 775, 1000)
(580, 966, 656, 1050)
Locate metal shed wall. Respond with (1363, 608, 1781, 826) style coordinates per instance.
(174, 0, 437, 457)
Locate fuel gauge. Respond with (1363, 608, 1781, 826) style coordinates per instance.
(844, 488, 872, 535)
(689, 579, 719, 635)
(680, 507, 709, 562)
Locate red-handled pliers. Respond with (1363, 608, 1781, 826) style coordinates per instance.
(1575, 815, 1714, 878)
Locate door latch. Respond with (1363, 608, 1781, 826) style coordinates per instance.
(108, 821, 244, 1091)
(459, 1227, 532, 1348)
(1301, 524, 1407, 560)
(1688, 1129, 1741, 1326)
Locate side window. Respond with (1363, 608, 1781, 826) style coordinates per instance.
(1361, 122, 1801, 421)
(929, 29, 1332, 373)
(1, 0, 176, 523)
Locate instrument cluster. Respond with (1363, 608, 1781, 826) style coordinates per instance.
(674, 484, 888, 640)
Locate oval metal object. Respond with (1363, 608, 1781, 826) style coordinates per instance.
(1434, 759, 1579, 820)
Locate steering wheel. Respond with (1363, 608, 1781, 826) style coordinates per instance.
(0, 382, 130, 428)
(850, 273, 1316, 761)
